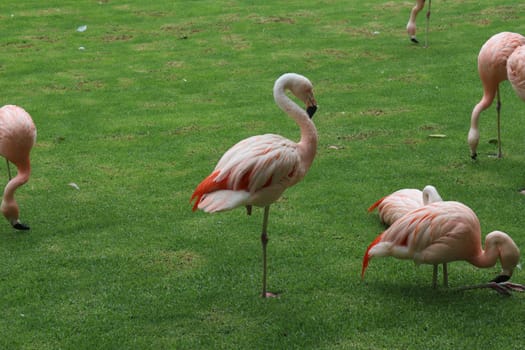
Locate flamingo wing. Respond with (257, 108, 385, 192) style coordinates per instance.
(191, 134, 300, 212)
(368, 189, 423, 226)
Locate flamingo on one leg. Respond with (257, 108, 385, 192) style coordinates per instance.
(191, 73, 318, 298)
(362, 201, 524, 296)
(468, 32, 525, 159)
(0, 105, 36, 230)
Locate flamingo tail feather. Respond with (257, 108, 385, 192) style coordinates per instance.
(367, 197, 385, 213)
(361, 233, 385, 280)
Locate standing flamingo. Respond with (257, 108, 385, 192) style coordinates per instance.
(368, 185, 442, 226)
(190, 73, 318, 298)
(468, 32, 525, 159)
(406, 0, 431, 46)
(362, 201, 524, 295)
(0, 105, 36, 230)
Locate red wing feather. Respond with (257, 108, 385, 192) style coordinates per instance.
(367, 196, 385, 212)
(190, 170, 227, 211)
(361, 233, 385, 279)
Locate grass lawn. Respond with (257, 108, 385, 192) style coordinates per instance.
(1, 0, 525, 348)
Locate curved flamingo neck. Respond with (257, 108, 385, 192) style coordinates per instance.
(466, 231, 516, 271)
(467, 246, 499, 269)
(1, 162, 30, 223)
(4, 170, 29, 200)
(273, 75, 318, 169)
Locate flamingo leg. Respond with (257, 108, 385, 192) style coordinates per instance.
(407, 0, 425, 43)
(260, 205, 277, 298)
(424, 0, 431, 48)
(496, 86, 503, 158)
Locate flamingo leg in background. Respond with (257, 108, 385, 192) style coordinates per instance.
(424, 0, 431, 48)
(407, 0, 425, 44)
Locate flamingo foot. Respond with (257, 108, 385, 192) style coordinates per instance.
(13, 222, 30, 230)
(410, 36, 419, 44)
(261, 291, 280, 298)
(456, 282, 525, 296)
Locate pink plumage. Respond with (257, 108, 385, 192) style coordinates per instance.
(507, 45, 525, 101)
(362, 201, 521, 290)
(191, 73, 318, 297)
(0, 105, 36, 230)
(468, 32, 525, 159)
(368, 185, 442, 226)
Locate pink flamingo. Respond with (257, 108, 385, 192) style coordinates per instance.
(507, 45, 525, 103)
(191, 73, 318, 298)
(362, 201, 524, 295)
(368, 185, 442, 226)
(468, 32, 525, 159)
(406, 0, 431, 46)
(0, 105, 36, 230)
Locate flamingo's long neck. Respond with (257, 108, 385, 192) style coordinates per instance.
(1, 162, 30, 224)
(468, 231, 520, 276)
(273, 76, 318, 170)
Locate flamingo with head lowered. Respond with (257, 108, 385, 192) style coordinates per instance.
(468, 32, 525, 159)
(362, 201, 524, 295)
(191, 73, 318, 298)
(0, 105, 36, 230)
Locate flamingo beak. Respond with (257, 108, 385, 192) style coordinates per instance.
(306, 105, 317, 118)
(13, 221, 30, 230)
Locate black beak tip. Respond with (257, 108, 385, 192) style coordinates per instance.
(491, 275, 510, 283)
(307, 105, 317, 118)
(13, 222, 30, 230)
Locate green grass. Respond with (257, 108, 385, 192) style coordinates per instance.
(1, 0, 525, 348)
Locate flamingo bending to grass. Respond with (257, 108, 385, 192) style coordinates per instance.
(191, 73, 318, 298)
(468, 32, 525, 159)
(0, 105, 36, 230)
(362, 201, 524, 296)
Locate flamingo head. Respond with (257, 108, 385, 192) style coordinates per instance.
(0, 199, 29, 230)
(467, 127, 479, 160)
(306, 105, 317, 118)
(488, 231, 520, 281)
(286, 73, 318, 118)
